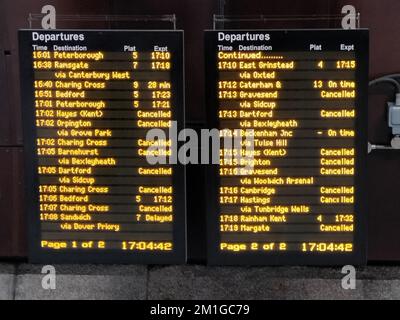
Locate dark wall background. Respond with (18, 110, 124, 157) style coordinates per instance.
(0, 0, 399, 262)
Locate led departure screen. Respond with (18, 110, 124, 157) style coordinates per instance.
(19, 30, 185, 263)
(205, 30, 368, 265)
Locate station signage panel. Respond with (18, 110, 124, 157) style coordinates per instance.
(205, 30, 368, 265)
(19, 30, 185, 263)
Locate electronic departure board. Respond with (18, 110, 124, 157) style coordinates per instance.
(205, 30, 368, 265)
(19, 30, 185, 264)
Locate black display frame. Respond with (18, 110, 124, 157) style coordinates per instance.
(205, 29, 369, 266)
(19, 29, 186, 264)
